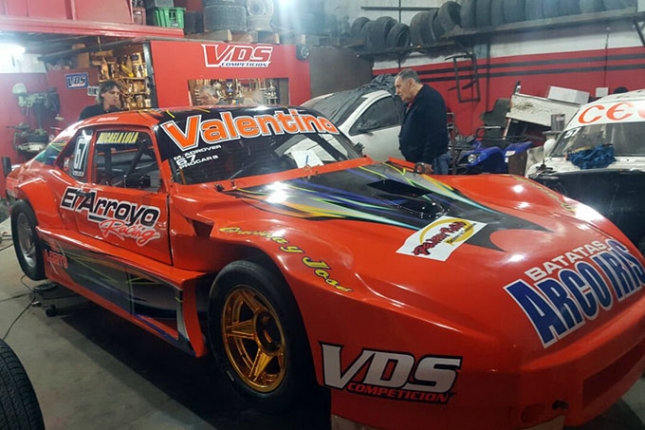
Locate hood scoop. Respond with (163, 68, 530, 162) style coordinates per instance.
(369, 179, 445, 220)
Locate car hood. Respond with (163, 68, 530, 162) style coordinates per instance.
(182, 163, 645, 352)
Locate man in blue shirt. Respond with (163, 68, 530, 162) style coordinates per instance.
(394, 69, 450, 174)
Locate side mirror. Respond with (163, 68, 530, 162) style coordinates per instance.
(357, 119, 381, 134)
(2, 156, 12, 177)
(124, 174, 151, 189)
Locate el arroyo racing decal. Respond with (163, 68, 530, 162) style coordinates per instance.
(505, 239, 645, 348)
(397, 216, 485, 261)
(60, 187, 161, 246)
(322, 343, 462, 404)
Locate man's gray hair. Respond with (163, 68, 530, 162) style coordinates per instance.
(395, 68, 421, 84)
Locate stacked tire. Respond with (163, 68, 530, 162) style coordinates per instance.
(472, 0, 635, 27)
(203, 0, 247, 32)
(351, 16, 410, 51)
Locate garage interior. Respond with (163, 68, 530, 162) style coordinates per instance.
(1, 0, 645, 429)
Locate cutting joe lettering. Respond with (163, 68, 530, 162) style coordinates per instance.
(60, 187, 161, 246)
(160, 110, 339, 152)
(322, 344, 462, 404)
(505, 239, 645, 348)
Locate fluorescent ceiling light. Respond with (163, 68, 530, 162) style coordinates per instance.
(0, 43, 25, 55)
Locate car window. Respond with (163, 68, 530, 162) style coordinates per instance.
(349, 97, 402, 136)
(551, 122, 645, 157)
(55, 129, 93, 182)
(93, 131, 162, 192)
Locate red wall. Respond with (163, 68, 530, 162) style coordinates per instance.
(378, 46, 645, 138)
(0, 73, 50, 197)
(47, 68, 100, 128)
(2, 0, 131, 23)
(149, 40, 312, 107)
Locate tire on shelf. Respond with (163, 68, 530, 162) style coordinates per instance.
(559, 0, 581, 16)
(0, 339, 45, 430)
(350, 17, 370, 38)
(370, 16, 397, 51)
(246, 0, 274, 16)
(503, 0, 526, 23)
(409, 11, 428, 45)
(580, 0, 606, 12)
(203, 4, 247, 32)
(184, 10, 198, 34)
(436, 1, 461, 37)
(602, 0, 635, 9)
(359, 21, 376, 52)
(525, 0, 544, 19)
(491, 0, 506, 26)
(460, 0, 477, 28)
(421, 9, 439, 45)
(385, 23, 410, 49)
(476, 0, 493, 27)
(207, 260, 318, 413)
(11, 200, 45, 281)
(247, 15, 272, 31)
(543, 0, 560, 17)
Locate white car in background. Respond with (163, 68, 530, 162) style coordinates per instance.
(302, 89, 404, 161)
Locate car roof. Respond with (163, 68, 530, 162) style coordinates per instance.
(594, 89, 645, 104)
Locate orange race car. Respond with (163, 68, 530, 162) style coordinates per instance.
(4, 106, 645, 430)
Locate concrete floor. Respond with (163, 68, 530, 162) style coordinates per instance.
(0, 219, 644, 430)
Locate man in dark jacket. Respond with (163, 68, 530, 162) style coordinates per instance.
(394, 69, 450, 174)
(79, 80, 122, 120)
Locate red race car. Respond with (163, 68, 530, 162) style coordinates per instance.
(5, 106, 645, 430)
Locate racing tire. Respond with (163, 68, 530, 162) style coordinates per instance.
(491, 0, 507, 26)
(350, 17, 370, 38)
(203, 4, 247, 32)
(559, 0, 581, 15)
(602, 0, 636, 9)
(183, 10, 198, 34)
(409, 12, 427, 45)
(11, 200, 45, 281)
(435, 1, 461, 37)
(580, 0, 606, 12)
(476, 0, 493, 27)
(385, 23, 410, 48)
(208, 260, 317, 413)
(460, 0, 477, 28)
(0, 339, 45, 430)
(525, 0, 544, 19)
(247, 15, 272, 31)
(503, 0, 525, 23)
(421, 9, 439, 45)
(246, 0, 274, 16)
(543, 0, 560, 17)
(371, 16, 397, 51)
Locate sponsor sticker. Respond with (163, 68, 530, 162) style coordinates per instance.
(96, 132, 139, 145)
(202, 44, 273, 68)
(160, 110, 339, 152)
(60, 187, 161, 246)
(65, 72, 89, 89)
(397, 216, 485, 261)
(505, 239, 645, 348)
(321, 343, 462, 404)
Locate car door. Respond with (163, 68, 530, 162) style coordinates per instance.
(65, 127, 171, 265)
(349, 94, 404, 161)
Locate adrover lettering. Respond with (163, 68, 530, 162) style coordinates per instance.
(506, 240, 645, 347)
(321, 343, 462, 404)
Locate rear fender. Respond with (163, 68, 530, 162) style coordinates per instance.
(13, 177, 65, 230)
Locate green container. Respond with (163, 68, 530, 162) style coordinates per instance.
(150, 7, 185, 28)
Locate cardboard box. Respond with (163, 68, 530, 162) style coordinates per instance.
(547, 86, 590, 105)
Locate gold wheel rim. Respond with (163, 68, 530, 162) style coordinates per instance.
(221, 286, 286, 392)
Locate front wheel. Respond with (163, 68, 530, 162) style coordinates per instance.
(11, 200, 45, 281)
(208, 260, 317, 413)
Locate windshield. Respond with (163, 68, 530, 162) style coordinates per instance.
(303, 94, 367, 125)
(551, 121, 645, 157)
(156, 108, 361, 185)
